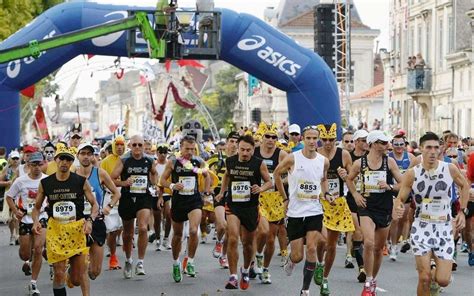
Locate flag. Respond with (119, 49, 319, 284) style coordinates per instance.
(32, 104, 50, 140)
(21, 85, 35, 98)
(177, 59, 204, 68)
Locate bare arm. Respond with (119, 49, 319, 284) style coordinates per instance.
(99, 168, 120, 211)
(450, 163, 469, 231)
(346, 159, 361, 196)
(32, 183, 46, 234)
(274, 154, 295, 201)
(257, 161, 273, 194)
(394, 169, 415, 204)
(159, 160, 175, 190)
(110, 160, 128, 187)
(388, 157, 404, 189)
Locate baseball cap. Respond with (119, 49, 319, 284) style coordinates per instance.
(289, 124, 301, 134)
(9, 151, 20, 159)
(54, 146, 76, 161)
(23, 145, 36, 153)
(227, 131, 240, 140)
(77, 143, 94, 153)
(367, 130, 391, 144)
(352, 129, 369, 141)
(28, 152, 44, 163)
(93, 146, 100, 155)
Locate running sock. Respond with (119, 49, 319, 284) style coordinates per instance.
(256, 252, 263, 257)
(31, 280, 37, 284)
(53, 287, 66, 296)
(366, 276, 373, 284)
(230, 273, 238, 279)
(242, 267, 250, 273)
(137, 259, 144, 265)
(187, 257, 194, 264)
(174, 259, 180, 265)
(353, 241, 364, 267)
(126, 258, 133, 264)
(302, 261, 316, 290)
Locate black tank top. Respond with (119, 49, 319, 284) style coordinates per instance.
(360, 155, 394, 211)
(328, 148, 344, 197)
(255, 147, 285, 191)
(120, 156, 154, 197)
(42, 173, 87, 220)
(171, 156, 203, 199)
(226, 155, 262, 208)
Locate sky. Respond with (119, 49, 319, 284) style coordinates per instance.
(54, 0, 390, 101)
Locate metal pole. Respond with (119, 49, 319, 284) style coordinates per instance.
(345, 0, 351, 124)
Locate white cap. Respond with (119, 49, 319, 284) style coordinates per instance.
(352, 129, 369, 141)
(288, 124, 301, 134)
(9, 151, 20, 159)
(77, 143, 94, 153)
(367, 130, 391, 144)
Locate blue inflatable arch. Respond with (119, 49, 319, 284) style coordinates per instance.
(0, 2, 340, 151)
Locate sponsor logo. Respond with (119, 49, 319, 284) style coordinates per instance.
(237, 35, 302, 77)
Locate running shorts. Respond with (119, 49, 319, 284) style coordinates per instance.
(358, 207, 392, 229)
(410, 220, 455, 260)
(226, 205, 260, 232)
(286, 214, 323, 241)
(170, 197, 202, 223)
(19, 218, 47, 236)
(118, 195, 153, 221)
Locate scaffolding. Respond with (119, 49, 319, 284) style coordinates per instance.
(333, 0, 351, 125)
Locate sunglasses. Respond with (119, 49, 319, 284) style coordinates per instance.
(344, 140, 354, 143)
(375, 140, 389, 145)
(11, 157, 20, 160)
(264, 135, 278, 140)
(131, 143, 143, 147)
(321, 138, 336, 142)
(302, 125, 318, 132)
(447, 155, 457, 159)
(44, 151, 55, 154)
(392, 142, 405, 147)
(58, 155, 74, 161)
(290, 132, 300, 136)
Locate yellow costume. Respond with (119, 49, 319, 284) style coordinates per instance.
(100, 136, 125, 175)
(46, 218, 88, 264)
(321, 198, 355, 232)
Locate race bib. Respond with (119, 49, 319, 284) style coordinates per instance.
(363, 171, 386, 193)
(130, 175, 148, 194)
(231, 181, 251, 202)
(297, 180, 320, 201)
(53, 201, 76, 221)
(328, 179, 340, 196)
(420, 198, 449, 223)
(26, 198, 36, 215)
(179, 176, 196, 195)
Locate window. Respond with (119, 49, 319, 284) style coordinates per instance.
(417, 24, 422, 54)
(425, 19, 430, 65)
(438, 17, 443, 68)
(448, 14, 454, 53)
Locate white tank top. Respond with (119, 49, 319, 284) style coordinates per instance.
(287, 150, 324, 218)
(412, 161, 453, 223)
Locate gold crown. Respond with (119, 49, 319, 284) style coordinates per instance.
(256, 122, 278, 137)
(54, 146, 76, 159)
(316, 123, 337, 139)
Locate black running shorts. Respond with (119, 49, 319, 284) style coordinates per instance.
(118, 195, 153, 221)
(286, 214, 323, 241)
(170, 197, 203, 223)
(358, 207, 392, 229)
(226, 205, 259, 232)
(19, 218, 47, 236)
(87, 218, 106, 247)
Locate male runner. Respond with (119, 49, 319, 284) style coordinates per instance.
(394, 132, 469, 296)
(6, 152, 47, 295)
(207, 131, 239, 268)
(315, 124, 354, 295)
(32, 146, 99, 296)
(216, 135, 272, 290)
(388, 134, 415, 260)
(254, 123, 288, 284)
(274, 125, 332, 296)
(160, 135, 211, 282)
(111, 135, 158, 278)
(154, 144, 172, 251)
(75, 143, 120, 295)
(346, 130, 403, 296)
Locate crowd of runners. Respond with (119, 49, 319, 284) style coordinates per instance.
(0, 123, 473, 296)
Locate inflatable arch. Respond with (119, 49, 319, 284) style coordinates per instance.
(0, 2, 340, 151)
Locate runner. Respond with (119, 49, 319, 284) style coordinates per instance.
(388, 134, 416, 261)
(5, 152, 47, 295)
(346, 129, 369, 281)
(0, 150, 20, 245)
(288, 124, 304, 152)
(32, 146, 99, 296)
(254, 122, 288, 284)
(315, 123, 355, 295)
(111, 135, 158, 279)
(216, 134, 272, 290)
(100, 136, 126, 270)
(393, 132, 469, 296)
(159, 135, 212, 282)
(274, 125, 332, 296)
(207, 131, 240, 268)
(154, 143, 172, 251)
(342, 131, 355, 152)
(346, 130, 403, 296)
(75, 143, 121, 295)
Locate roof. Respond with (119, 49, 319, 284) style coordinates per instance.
(351, 83, 384, 100)
(280, 10, 371, 29)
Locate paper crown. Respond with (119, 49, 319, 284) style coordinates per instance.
(256, 122, 278, 137)
(54, 146, 76, 159)
(316, 123, 337, 139)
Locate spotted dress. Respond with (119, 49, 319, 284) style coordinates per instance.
(410, 161, 455, 260)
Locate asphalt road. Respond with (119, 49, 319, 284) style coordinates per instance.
(0, 224, 472, 296)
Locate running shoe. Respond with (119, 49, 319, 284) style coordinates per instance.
(239, 268, 250, 290)
(225, 275, 238, 289)
(200, 232, 208, 244)
(261, 268, 271, 284)
(300, 290, 309, 296)
(320, 278, 330, 296)
(468, 252, 474, 267)
(186, 262, 196, 277)
(109, 254, 121, 270)
(135, 262, 146, 276)
(9, 235, 15, 246)
(460, 242, 469, 253)
(389, 245, 398, 261)
(249, 261, 257, 279)
(370, 279, 377, 295)
(400, 240, 411, 253)
(163, 237, 172, 250)
(213, 241, 223, 258)
(123, 261, 133, 279)
(219, 256, 229, 269)
(156, 240, 162, 251)
(361, 282, 372, 296)
(313, 262, 324, 285)
(22, 261, 31, 276)
(280, 253, 288, 267)
(255, 255, 264, 274)
(172, 263, 182, 283)
(28, 282, 40, 296)
(283, 257, 296, 276)
(49, 265, 54, 281)
(430, 281, 440, 296)
(148, 232, 157, 243)
(345, 254, 355, 269)
(357, 267, 367, 283)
